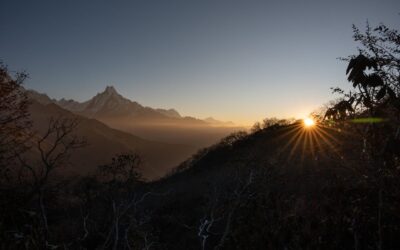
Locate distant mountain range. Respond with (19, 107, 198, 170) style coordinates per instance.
(27, 86, 240, 148)
(24, 86, 242, 178)
(27, 86, 233, 126)
(27, 99, 196, 179)
(204, 117, 235, 126)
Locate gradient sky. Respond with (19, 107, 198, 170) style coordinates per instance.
(1, 0, 399, 125)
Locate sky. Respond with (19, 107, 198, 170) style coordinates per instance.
(1, 0, 399, 125)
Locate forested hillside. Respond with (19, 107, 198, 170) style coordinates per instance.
(1, 22, 400, 249)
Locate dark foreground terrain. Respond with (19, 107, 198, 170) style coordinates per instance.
(1, 21, 400, 250)
(2, 119, 400, 249)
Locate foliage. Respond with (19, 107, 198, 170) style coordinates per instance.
(251, 118, 295, 134)
(2, 22, 400, 250)
(98, 152, 143, 184)
(0, 62, 31, 178)
(327, 22, 400, 119)
(323, 21, 400, 250)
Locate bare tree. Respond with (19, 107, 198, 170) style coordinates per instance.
(19, 117, 86, 197)
(98, 153, 142, 184)
(74, 153, 165, 250)
(178, 169, 256, 250)
(16, 117, 86, 247)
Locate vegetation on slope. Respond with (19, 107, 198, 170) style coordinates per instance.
(1, 21, 400, 249)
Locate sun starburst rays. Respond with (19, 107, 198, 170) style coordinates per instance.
(274, 119, 343, 165)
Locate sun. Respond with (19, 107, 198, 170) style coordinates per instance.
(303, 117, 315, 128)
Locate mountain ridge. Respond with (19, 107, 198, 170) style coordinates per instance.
(27, 99, 197, 179)
(27, 86, 242, 148)
(27, 86, 234, 126)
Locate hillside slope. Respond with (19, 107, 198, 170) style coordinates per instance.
(133, 122, 399, 249)
(27, 87, 241, 147)
(28, 101, 196, 179)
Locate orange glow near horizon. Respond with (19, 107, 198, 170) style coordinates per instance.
(303, 117, 315, 128)
(272, 116, 344, 166)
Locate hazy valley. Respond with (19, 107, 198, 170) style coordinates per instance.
(26, 86, 241, 179)
(1, 2, 400, 249)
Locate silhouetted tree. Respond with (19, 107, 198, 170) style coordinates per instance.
(18, 117, 86, 197)
(98, 152, 143, 185)
(0, 62, 31, 180)
(327, 22, 400, 119)
(326, 22, 400, 250)
(1, 116, 86, 249)
(250, 121, 262, 133)
(75, 153, 163, 250)
(219, 131, 248, 147)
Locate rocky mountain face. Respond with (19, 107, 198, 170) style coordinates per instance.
(28, 86, 210, 124)
(68, 86, 149, 118)
(27, 86, 240, 147)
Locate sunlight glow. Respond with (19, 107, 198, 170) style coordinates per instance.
(303, 118, 315, 128)
(276, 117, 340, 164)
